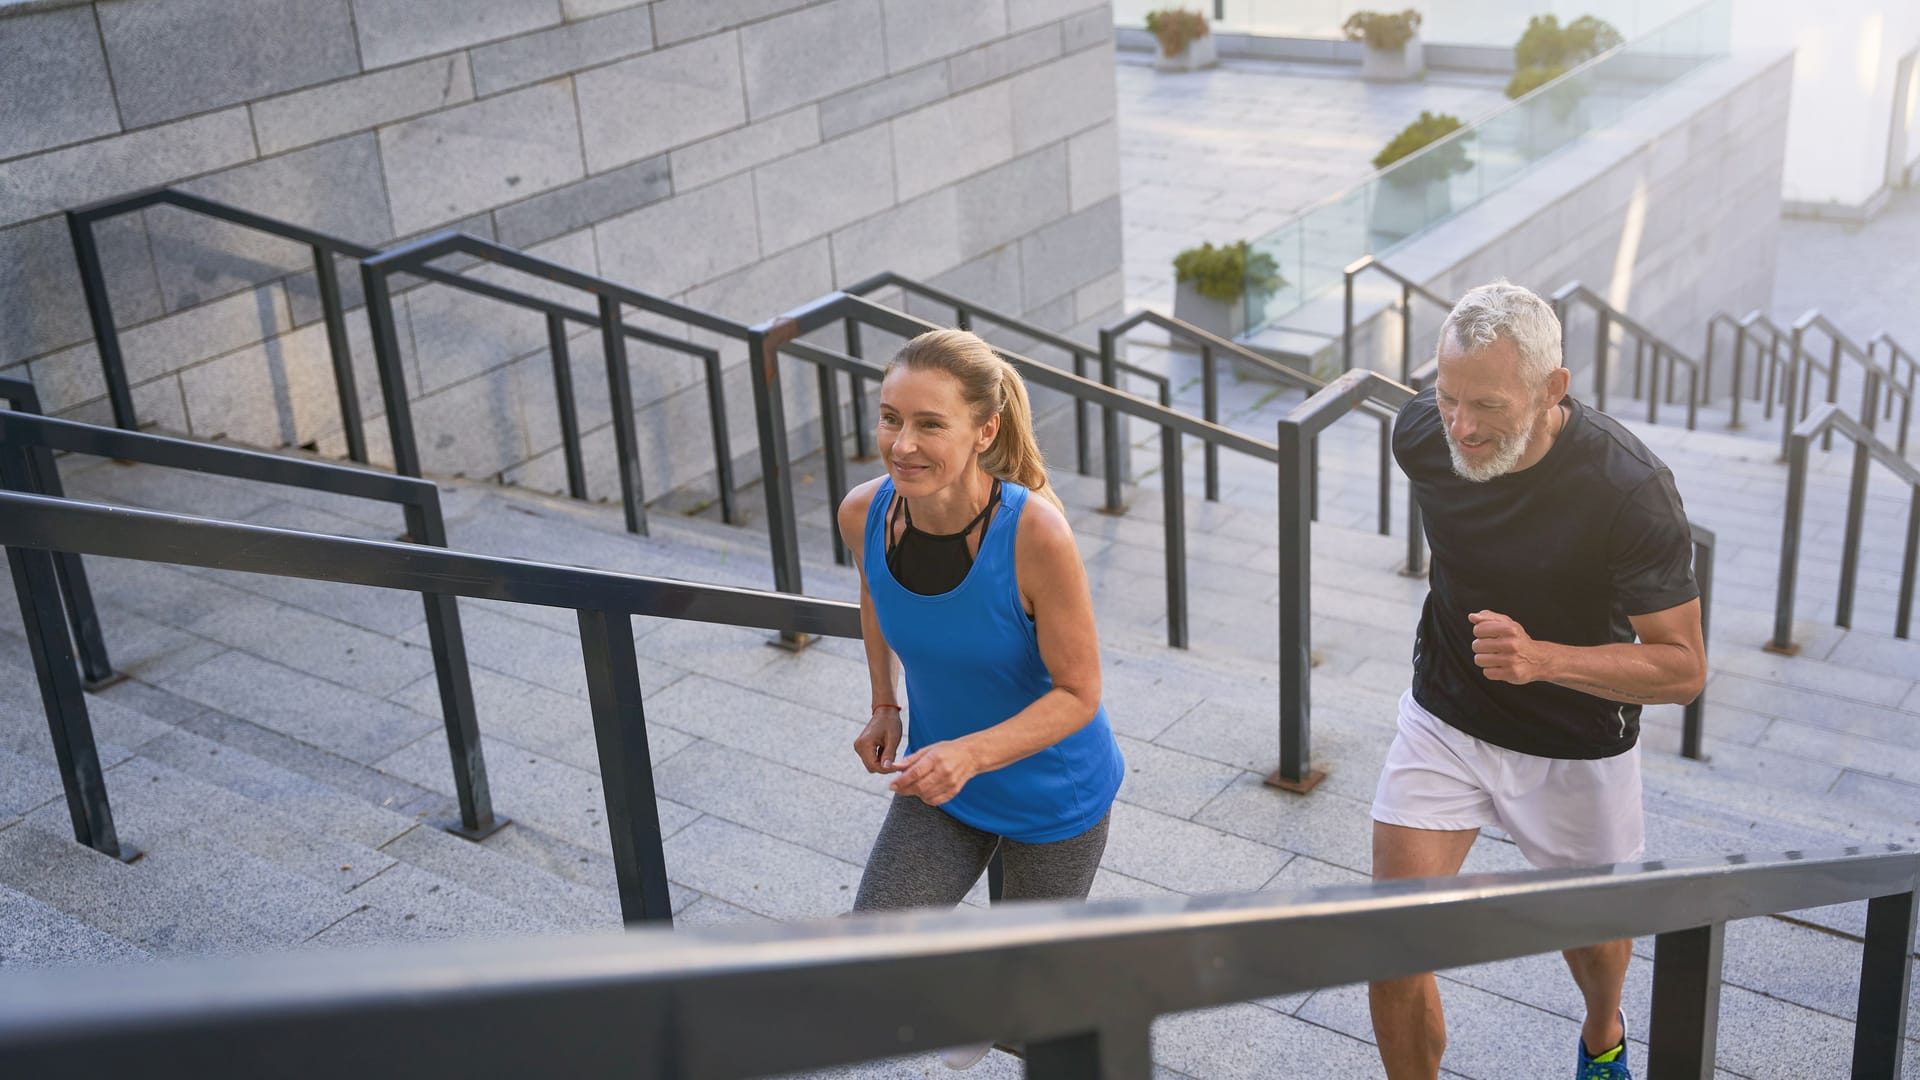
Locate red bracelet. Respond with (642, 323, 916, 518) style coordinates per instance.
(871, 703, 900, 713)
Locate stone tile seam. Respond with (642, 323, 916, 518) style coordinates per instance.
(1708, 667, 1920, 723)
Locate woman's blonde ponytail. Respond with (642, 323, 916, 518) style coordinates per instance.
(978, 357, 1063, 512)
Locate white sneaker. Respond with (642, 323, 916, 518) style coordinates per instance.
(937, 1042, 992, 1070)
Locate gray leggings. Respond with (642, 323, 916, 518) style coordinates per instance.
(852, 795, 1110, 912)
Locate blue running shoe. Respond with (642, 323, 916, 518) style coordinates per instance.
(1576, 1013, 1631, 1079)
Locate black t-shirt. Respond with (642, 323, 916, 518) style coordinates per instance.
(1393, 389, 1698, 759)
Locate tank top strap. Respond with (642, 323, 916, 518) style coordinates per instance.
(978, 480, 1029, 567)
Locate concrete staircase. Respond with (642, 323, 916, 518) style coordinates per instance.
(2, 333, 1917, 1077)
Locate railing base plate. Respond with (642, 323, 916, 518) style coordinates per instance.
(768, 632, 812, 653)
(1264, 768, 1327, 795)
(1096, 503, 1130, 516)
(1762, 640, 1802, 657)
(83, 670, 129, 693)
(437, 815, 512, 842)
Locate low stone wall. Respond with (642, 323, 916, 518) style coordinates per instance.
(1299, 49, 1792, 403)
(0, 0, 1126, 509)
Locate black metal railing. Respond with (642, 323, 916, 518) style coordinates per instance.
(1868, 332, 1917, 452)
(1273, 369, 1418, 791)
(1769, 403, 1920, 653)
(1704, 310, 1789, 430)
(66, 189, 738, 527)
(1342, 255, 1457, 383)
(0, 375, 115, 691)
(844, 271, 1172, 483)
(1, 844, 1911, 1079)
(0, 490, 859, 924)
(1552, 282, 1701, 430)
(761, 291, 1282, 651)
(0, 408, 502, 856)
(1780, 313, 1914, 460)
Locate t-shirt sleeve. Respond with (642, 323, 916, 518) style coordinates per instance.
(1607, 469, 1699, 616)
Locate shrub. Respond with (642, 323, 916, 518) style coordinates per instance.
(1144, 9, 1210, 57)
(1372, 111, 1469, 175)
(1342, 9, 1422, 51)
(1508, 14, 1621, 97)
(1173, 241, 1285, 304)
(1504, 63, 1568, 99)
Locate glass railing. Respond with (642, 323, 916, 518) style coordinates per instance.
(1116, 1, 1689, 50)
(1241, 0, 1732, 333)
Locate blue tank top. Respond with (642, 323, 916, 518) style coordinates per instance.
(865, 478, 1124, 844)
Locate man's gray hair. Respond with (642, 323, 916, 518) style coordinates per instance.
(1438, 280, 1563, 385)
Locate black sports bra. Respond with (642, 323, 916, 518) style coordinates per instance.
(884, 480, 1001, 595)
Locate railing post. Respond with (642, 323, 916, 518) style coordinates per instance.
(1403, 490, 1426, 577)
(1026, 1023, 1153, 1080)
(1768, 429, 1808, 654)
(577, 608, 673, 926)
(312, 245, 368, 465)
(1704, 319, 1719, 406)
(845, 319, 872, 461)
(1071, 350, 1092, 477)
(1594, 310, 1611, 415)
(1683, 525, 1714, 761)
(1647, 921, 1725, 1080)
(1376, 415, 1391, 536)
(1685, 366, 1698, 430)
(0, 447, 134, 862)
(1898, 487, 1918, 641)
(748, 322, 809, 646)
(1201, 343, 1220, 502)
(1823, 336, 1841, 452)
(599, 296, 648, 537)
(1851, 889, 1917, 1079)
(1269, 417, 1323, 793)
(1632, 338, 1645, 401)
(1342, 270, 1355, 373)
(405, 497, 503, 841)
(545, 314, 589, 501)
(1781, 328, 1803, 461)
(818, 362, 850, 567)
(1098, 331, 1124, 513)
(1763, 333, 1779, 421)
(1836, 384, 1875, 630)
(360, 266, 423, 478)
(1645, 343, 1659, 425)
(1162, 424, 1188, 650)
(1728, 325, 1746, 429)
(66, 212, 138, 432)
(701, 346, 739, 525)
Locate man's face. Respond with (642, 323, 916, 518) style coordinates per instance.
(1433, 335, 1551, 483)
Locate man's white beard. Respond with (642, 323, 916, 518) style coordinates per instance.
(1445, 423, 1533, 482)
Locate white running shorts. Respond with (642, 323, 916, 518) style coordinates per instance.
(1370, 689, 1646, 869)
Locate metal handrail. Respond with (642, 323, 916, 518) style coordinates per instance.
(1272, 369, 1417, 791)
(1552, 282, 1700, 430)
(1095, 309, 1389, 527)
(1342, 255, 1456, 382)
(66, 188, 738, 525)
(1868, 332, 1917, 453)
(762, 290, 1283, 651)
(0, 489, 859, 925)
(1782, 312, 1912, 458)
(3, 845, 1911, 1078)
(1703, 311, 1786, 429)
(1768, 403, 1920, 653)
(0, 376, 113, 691)
(356, 230, 756, 541)
(0, 410, 502, 856)
(844, 271, 1169, 480)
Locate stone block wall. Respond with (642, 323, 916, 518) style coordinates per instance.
(0, 0, 1125, 508)
(1329, 50, 1792, 404)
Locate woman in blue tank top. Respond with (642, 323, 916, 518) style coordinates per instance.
(837, 329, 1125, 924)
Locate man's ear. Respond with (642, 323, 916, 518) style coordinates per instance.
(1548, 366, 1572, 403)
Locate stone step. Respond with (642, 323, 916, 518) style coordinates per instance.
(0, 879, 149, 968)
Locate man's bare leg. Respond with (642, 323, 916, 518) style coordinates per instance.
(1564, 939, 1632, 1054)
(1369, 822, 1480, 1080)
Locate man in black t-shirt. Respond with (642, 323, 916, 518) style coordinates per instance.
(1367, 282, 1705, 1080)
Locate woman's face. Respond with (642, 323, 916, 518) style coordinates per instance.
(877, 367, 997, 499)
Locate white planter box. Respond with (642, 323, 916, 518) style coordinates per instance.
(1155, 31, 1217, 72)
(1360, 36, 1423, 81)
(1369, 173, 1453, 246)
(1172, 279, 1246, 341)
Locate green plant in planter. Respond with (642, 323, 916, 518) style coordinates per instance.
(1342, 9, 1422, 51)
(1144, 8, 1210, 57)
(1172, 241, 1285, 304)
(1506, 14, 1621, 98)
(1373, 111, 1471, 182)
